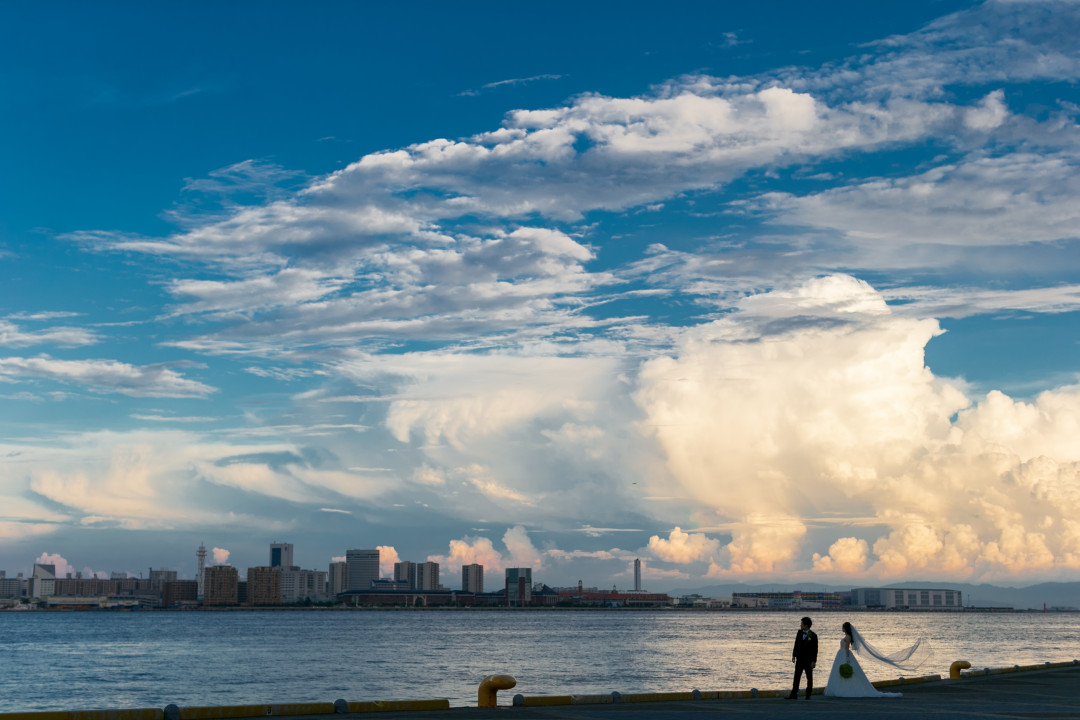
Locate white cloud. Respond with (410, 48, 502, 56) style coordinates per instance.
(503, 525, 543, 569)
(211, 547, 230, 565)
(648, 527, 721, 564)
(635, 275, 1080, 581)
(0, 319, 98, 348)
(377, 545, 400, 578)
(812, 537, 870, 574)
(754, 152, 1080, 253)
(429, 535, 504, 573)
(0, 355, 215, 398)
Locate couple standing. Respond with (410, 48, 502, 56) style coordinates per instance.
(788, 616, 930, 699)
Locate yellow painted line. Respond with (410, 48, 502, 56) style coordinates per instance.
(570, 695, 612, 705)
(618, 692, 697, 703)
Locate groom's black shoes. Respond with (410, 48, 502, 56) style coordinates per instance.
(786, 692, 798, 700)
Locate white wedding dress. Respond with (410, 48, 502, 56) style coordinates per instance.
(823, 638, 902, 698)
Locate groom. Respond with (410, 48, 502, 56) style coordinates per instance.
(787, 616, 818, 700)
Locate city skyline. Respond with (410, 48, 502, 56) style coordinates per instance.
(3, 1, 1080, 589)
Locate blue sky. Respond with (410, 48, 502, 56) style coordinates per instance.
(2, 1, 1080, 590)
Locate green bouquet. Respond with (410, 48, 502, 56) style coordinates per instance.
(838, 663, 854, 679)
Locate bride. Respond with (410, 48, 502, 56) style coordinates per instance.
(824, 621, 931, 698)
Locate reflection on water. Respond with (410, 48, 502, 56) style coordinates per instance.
(1, 610, 1078, 710)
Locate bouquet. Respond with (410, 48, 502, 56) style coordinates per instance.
(838, 663, 854, 679)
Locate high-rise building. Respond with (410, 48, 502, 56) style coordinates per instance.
(281, 567, 328, 603)
(346, 549, 380, 591)
(203, 565, 239, 606)
(247, 566, 283, 605)
(29, 563, 56, 599)
(634, 558, 642, 592)
(270, 543, 294, 569)
(329, 561, 349, 596)
(505, 568, 532, 606)
(394, 561, 417, 589)
(149, 568, 178, 592)
(462, 564, 483, 593)
(418, 561, 440, 591)
(196, 543, 207, 599)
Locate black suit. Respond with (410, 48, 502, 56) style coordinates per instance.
(790, 629, 818, 698)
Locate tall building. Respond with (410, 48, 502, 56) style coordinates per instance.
(394, 561, 417, 589)
(634, 558, 642, 592)
(462, 564, 483, 593)
(203, 565, 239, 606)
(418, 561, 440, 591)
(329, 561, 349, 596)
(247, 566, 283, 605)
(149, 568, 178, 592)
(270, 543, 294, 569)
(281, 567, 328, 603)
(29, 563, 56, 599)
(196, 543, 207, 599)
(505, 568, 532, 606)
(346, 549, 380, 591)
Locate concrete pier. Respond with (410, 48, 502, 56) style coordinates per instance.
(386, 663, 1080, 719)
(2, 664, 1078, 720)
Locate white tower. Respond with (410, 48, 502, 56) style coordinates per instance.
(634, 558, 642, 592)
(197, 542, 207, 599)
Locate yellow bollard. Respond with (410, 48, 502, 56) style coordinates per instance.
(950, 660, 972, 679)
(478, 675, 517, 708)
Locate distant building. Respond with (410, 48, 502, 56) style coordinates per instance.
(270, 543, 294, 569)
(163, 580, 199, 607)
(346, 549, 380, 591)
(148, 568, 178, 592)
(634, 559, 642, 592)
(418, 561, 440, 591)
(505, 568, 532, 606)
(0, 573, 24, 599)
(282, 567, 328, 603)
(394, 561, 418, 590)
(329, 561, 349, 596)
(851, 587, 962, 609)
(196, 543, 207, 599)
(29, 563, 56, 599)
(247, 566, 283, 605)
(731, 591, 843, 609)
(203, 565, 239, 606)
(461, 564, 483, 593)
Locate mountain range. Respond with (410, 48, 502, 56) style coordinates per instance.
(666, 581, 1080, 610)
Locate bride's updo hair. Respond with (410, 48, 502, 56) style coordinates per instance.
(842, 621, 853, 636)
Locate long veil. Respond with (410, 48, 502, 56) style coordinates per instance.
(849, 625, 932, 672)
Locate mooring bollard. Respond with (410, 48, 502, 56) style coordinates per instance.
(950, 660, 972, 679)
(478, 674, 517, 708)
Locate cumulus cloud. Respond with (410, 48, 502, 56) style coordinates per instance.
(429, 535, 504, 573)
(637, 274, 1080, 582)
(648, 527, 721, 564)
(211, 547, 230, 565)
(812, 537, 870, 575)
(377, 545, 400, 577)
(503, 525, 544, 569)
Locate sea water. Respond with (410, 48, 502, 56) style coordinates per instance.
(1, 610, 1078, 711)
